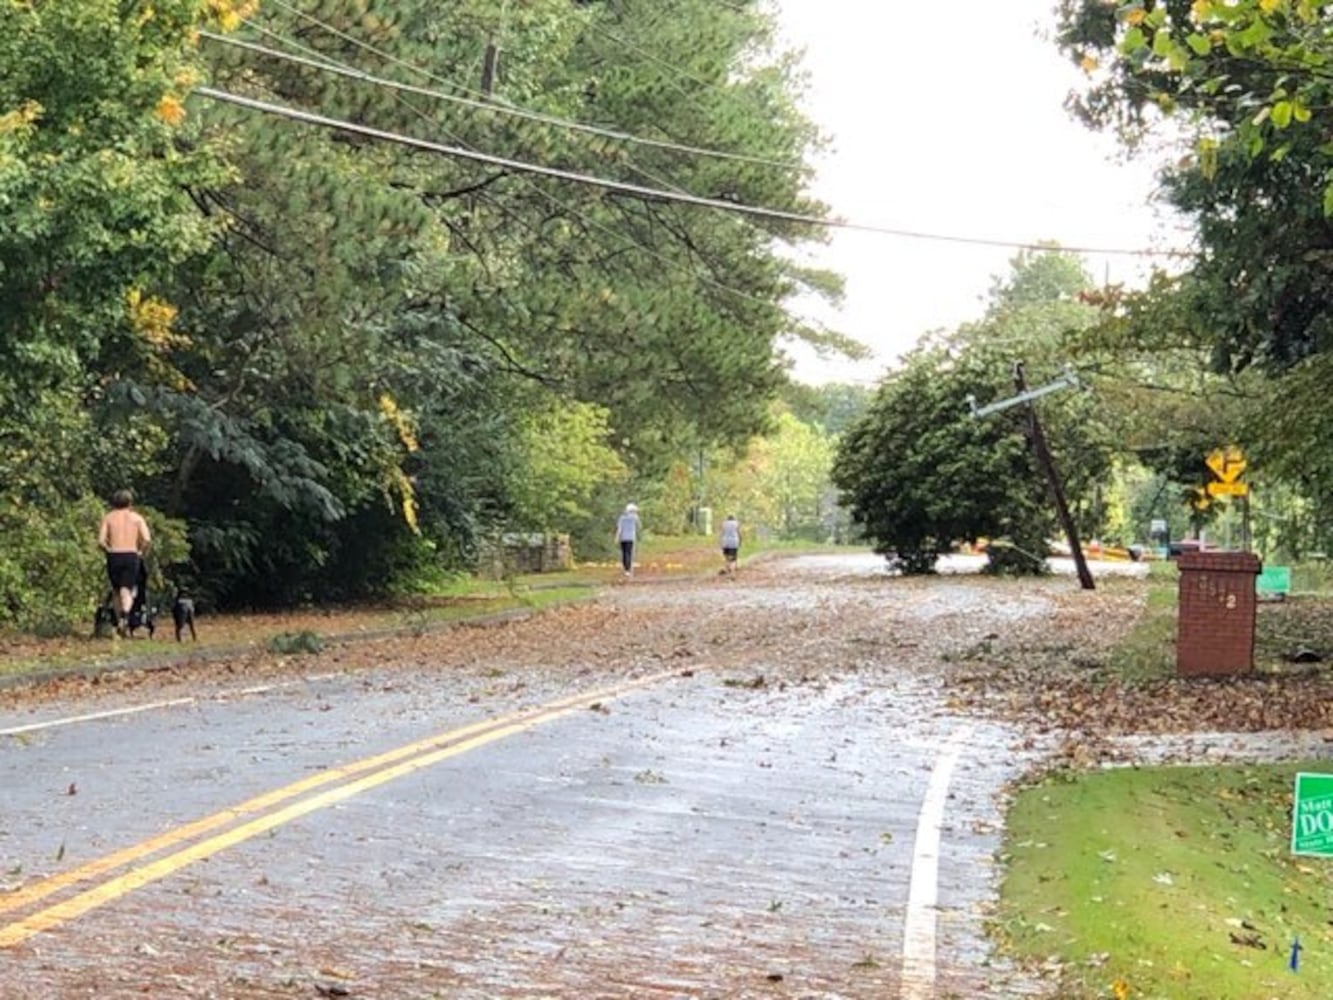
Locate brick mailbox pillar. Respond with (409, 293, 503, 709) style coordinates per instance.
(1176, 551, 1262, 677)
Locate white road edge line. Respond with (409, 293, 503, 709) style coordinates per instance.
(0, 699, 197, 737)
(0, 673, 344, 737)
(900, 725, 973, 999)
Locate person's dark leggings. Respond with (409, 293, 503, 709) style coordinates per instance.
(620, 540, 634, 572)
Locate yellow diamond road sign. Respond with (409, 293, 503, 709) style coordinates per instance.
(1207, 480, 1249, 497)
(1206, 446, 1247, 484)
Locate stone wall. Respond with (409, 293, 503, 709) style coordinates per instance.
(481, 533, 573, 577)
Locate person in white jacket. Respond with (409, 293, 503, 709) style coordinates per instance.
(615, 503, 640, 577)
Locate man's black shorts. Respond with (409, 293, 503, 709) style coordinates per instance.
(106, 552, 141, 591)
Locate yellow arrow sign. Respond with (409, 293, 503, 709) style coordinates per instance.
(1206, 480, 1249, 497)
(1206, 445, 1247, 484)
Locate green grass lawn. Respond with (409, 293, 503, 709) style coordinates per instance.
(997, 558, 1333, 998)
(1100, 560, 1333, 682)
(997, 762, 1333, 999)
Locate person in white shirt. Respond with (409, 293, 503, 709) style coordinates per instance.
(615, 503, 640, 577)
(719, 514, 741, 576)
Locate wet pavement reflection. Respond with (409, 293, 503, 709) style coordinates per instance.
(0, 553, 1127, 998)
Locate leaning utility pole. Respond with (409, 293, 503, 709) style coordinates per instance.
(1013, 362, 1095, 591)
(968, 363, 1095, 591)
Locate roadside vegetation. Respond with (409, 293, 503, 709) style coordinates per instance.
(10, 0, 1333, 655)
(994, 561, 1333, 999)
(0, 535, 842, 684)
(998, 761, 1333, 1000)
(1, 0, 863, 633)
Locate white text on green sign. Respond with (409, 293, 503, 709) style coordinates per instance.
(1291, 772, 1333, 857)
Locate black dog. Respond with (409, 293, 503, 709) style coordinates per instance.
(93, 601, 118, 639)
(172, 593, 197, 642)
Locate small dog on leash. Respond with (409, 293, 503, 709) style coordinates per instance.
(172, 592, 197, 642)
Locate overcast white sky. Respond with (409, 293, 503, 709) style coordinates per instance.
(775, 0, 1191, 385)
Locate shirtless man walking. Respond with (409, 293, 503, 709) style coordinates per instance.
(98, 489, 152, 637)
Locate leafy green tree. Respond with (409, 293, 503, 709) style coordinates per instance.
(834, 251, 1113, 573)
(1056, 0, 1333, 549)
(506, 400, 628, 534)
(164, 0, 835, 603)
(834, 346, 1035, 572)
(780, 382, 871, 436)
(1057, 0, 1333, 372)
(0, 0, 232, 628)
(2, 0, 840, 622)
(0, 0, 226, 385)
(721, 409, 836, 540)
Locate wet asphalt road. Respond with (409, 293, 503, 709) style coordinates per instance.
(0, 554, 1075, 999)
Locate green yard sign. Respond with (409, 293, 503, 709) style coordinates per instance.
(1257, 565, 1292, 598)
(1292, 773, 1333, 857)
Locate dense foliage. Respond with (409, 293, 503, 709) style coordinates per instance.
(0, 0, 840, 626)
(1055, 0, 1333, 555)
(834, 251, 1113, 573)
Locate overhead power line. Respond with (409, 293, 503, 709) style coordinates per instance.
(234, 1, 1189, 257)
(213, 20, 798, 321)
(238, 1, 808, 244)
(194, 86, 1189, 257)
(227, 15, 790, 253)
(202, 29, 802, 172)
(588, 23, 720, 96)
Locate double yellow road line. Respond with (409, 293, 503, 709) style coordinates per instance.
(1, 672, 672, 948)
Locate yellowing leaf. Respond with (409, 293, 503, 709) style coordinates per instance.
(0, 100, 42, 134)
(126, 288, 182, 347)
(206, 0, 259, 33)
(1125, 8, 1147, 26)
(384, 466, 420, 534)
(1080, 54, 1099, 73)
(379, 393, 420, 453)
(1198, 136, 1219, 180)
(1259, 0, 1282, 12)
(155, 95, 185, 126)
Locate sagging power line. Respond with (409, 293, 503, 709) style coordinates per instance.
(202, 30, 803, 172)
(228, 1, 1191, 258)
(212, 16, 816, 335)
(193, 86, 1190, 257)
